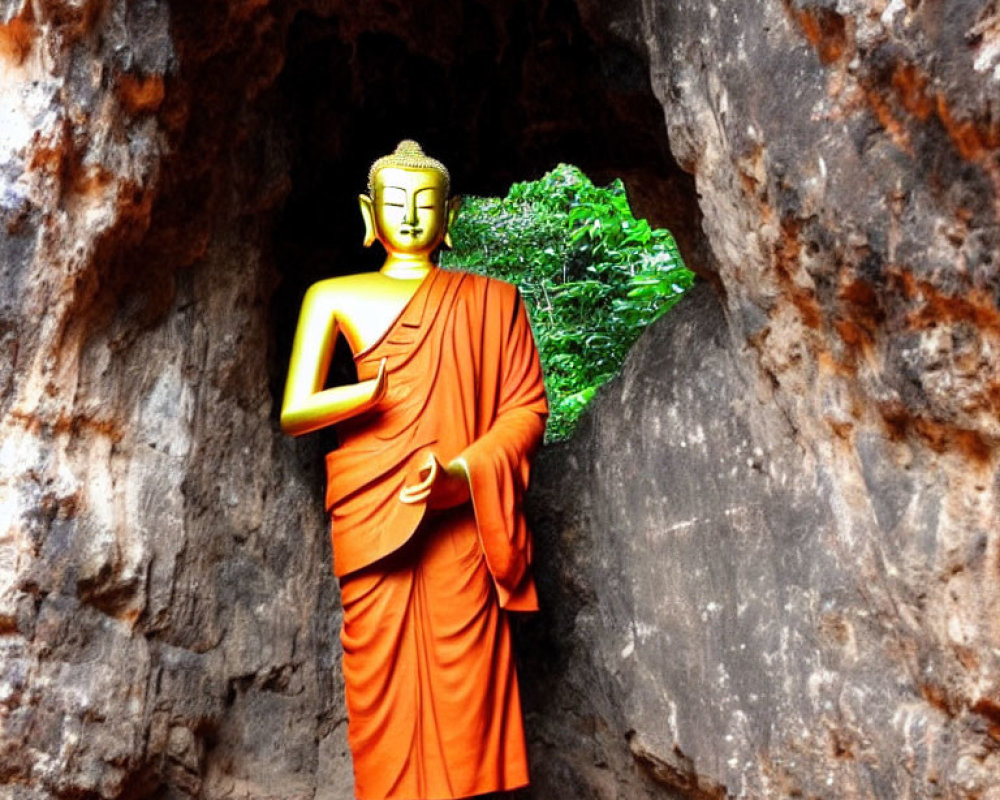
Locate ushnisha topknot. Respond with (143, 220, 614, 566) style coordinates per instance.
(367, 139, 451, 197)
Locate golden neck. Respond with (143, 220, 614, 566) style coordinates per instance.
(379, 253, 435, 280)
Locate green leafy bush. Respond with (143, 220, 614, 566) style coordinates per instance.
(441, 164, 694, 441)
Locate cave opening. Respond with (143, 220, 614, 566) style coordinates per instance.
(267, 1, 703, 439)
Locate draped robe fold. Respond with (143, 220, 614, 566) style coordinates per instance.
(324, 268, 547, 800)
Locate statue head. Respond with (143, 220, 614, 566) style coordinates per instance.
(360, 140, 461, 256)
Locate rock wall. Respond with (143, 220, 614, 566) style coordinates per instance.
(0, 2, 352, 797)
(523, 0, 1000, 797)
(1, 0, 998, 798)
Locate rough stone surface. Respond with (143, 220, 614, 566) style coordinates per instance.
(1, 0, 999, 798)
(522, 1, 1000, 798)
(0, 1, 349, 797)
(525, 280, 999, 799)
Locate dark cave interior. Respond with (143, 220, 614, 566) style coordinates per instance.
(268, 1, 702, 399)
(120, 0, 703, 437)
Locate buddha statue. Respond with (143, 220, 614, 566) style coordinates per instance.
(281, 140, 548, 800)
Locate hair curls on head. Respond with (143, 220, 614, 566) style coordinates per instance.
(368, 140, 451, 197)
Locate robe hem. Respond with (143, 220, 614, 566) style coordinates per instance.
(354, 777, 531, 800)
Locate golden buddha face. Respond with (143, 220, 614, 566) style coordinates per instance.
(371, 166, 449, 256)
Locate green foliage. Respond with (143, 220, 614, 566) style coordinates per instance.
(440, 164, 694, 442)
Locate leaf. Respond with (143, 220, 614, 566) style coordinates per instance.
(441, 163, 694, 441)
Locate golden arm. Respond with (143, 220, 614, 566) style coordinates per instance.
(280, 286, 387, 437)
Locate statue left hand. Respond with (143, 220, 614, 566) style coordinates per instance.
(399, 454, 471, 510)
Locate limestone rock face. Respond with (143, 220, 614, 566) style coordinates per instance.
(522, 1, 1000, 798)
(525, 281, 999, 799)
(1, 0, 998, 798)
(0, 2, 350, 797)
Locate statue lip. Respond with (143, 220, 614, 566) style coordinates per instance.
(401, 227, 424, 236)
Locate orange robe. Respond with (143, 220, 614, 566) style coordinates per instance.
(324, 268, 548, 800)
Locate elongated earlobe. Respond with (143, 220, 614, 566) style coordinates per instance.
(359, 194, 376, 247)
(443, 196, 461, 249)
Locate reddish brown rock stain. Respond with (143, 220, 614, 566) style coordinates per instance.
(971, 698, 1000, 745)
(28, 136, 69, 180)
(36, 0, 105, 39)
(989, 381, 1000, 414)
(920, 682, 958, 717)
(884, 58, 1000, 162)
(830, 730, 855, 760)
(70, 164, 113, 197)
(878, 402, 993, 465)
(971, 697, 1000, 725)
(890, 63, 935, 122)
(954, 645, 980, 673)
(790, 7, 1000, 173)
(739, 168, 761, 198)
(832, 318, 868, 353)
(629, 736, 729, 800)
(880, 60, 999, 165)
(833, 276, 884, 365)
(774, 217, 824, 330)
(0, 10, 35, 65)
(893, 269, 1000, 335)
(8, 408, 123, 443)
(818, 611, 851, 644)
(861, 85, 914, 154)
(827, 417, 855, 441)
(781, 1, 851, 64)
(117, 73, 166, 115)
(815, 350, 849, 377)
(935, 93, 1000, 163)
